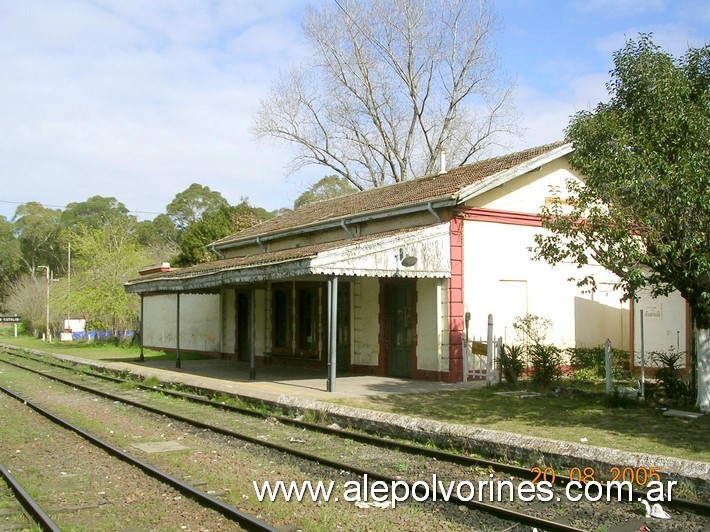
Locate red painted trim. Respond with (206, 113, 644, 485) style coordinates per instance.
(457, 207, 542, 227)
(448, 217, 464, 381)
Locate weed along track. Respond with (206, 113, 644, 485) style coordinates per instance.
(0, 380, 275, 531)
(0, 462, 60, 531)
(1, 349, 709, 531)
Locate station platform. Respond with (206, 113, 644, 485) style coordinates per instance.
(58, 356, 484, 402)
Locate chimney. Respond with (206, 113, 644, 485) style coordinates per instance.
(438, 150, 447, 174)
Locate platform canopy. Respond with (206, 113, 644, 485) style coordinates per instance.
(125, 223, 451, 294)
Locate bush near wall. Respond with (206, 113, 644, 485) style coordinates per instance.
(566, 346, 630, 380)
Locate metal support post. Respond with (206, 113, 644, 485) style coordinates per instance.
(604, 338, 612, 395)
(176, 293, 181, 369)
(327, 277, 338, 392)
(139, 295, 145, 362)
(639, 309, 645, 399)
(486, 314, 493, 386)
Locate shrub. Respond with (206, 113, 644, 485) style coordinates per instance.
(652, 349, 692, 401)
(570, 367, 601, 384)
(567, 346, 630, 380)
(513, 314, 552, 346)
(499, 344, 525, 385)
(529, 344, 562, 388)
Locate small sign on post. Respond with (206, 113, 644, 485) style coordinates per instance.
(0, 316, 21, 338)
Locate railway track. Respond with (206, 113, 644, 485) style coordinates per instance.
(0, 379, 274, 531)
(0, 462, 60, 531)
(1, 347, 708, 531)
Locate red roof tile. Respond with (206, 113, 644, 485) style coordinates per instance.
(213, 141, 567, 248)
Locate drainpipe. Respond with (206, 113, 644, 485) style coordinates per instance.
(427, 202, 442, 223)
(340, 220, 354, 238)
(256, 237, 266, 252)
(209, 246, 224, 259)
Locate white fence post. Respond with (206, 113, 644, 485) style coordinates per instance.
(486, 314, 493, 386)
(605, 338, 612, 395)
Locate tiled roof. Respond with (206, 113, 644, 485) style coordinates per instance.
(212, 141, 567, 248)
(127, 225, 431, 285)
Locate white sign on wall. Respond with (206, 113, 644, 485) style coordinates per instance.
(643, 305, 662, 320)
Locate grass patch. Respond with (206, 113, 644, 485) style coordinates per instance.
(0, 333, 208, 362)
(335, 385, 710, 462)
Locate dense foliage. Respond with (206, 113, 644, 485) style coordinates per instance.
(0, 185, 281, 336)
(533, 35, 710, 411)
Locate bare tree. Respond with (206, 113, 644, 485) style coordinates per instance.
(253, 0, 517, 189)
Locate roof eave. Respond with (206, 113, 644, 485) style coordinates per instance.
(455, 143, 574, 205)
(211, 197, 458, 252)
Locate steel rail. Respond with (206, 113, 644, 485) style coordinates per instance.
(1, 357, 587, 531)
(0, 383, 275, 532)
(0, 463, 61, 532)
(3, 349, 709, 519)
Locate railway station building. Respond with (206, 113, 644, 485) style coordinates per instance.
(124, 142, 690, 382)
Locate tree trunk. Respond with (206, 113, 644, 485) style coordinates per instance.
(696, 320, 710, 413)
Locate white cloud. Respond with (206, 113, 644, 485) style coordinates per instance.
(0, 0, 315, 220)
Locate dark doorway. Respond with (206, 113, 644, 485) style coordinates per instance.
(236, 291, 252, 362)
(383, 280, 416, 378)
(336, 282, 351, 372)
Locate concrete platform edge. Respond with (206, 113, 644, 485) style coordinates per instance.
(6, 345, 709, 488)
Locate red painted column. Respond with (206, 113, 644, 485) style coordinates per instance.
(448, 217, 464, 382)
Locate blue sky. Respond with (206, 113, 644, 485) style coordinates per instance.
(0, 0, 707, 221)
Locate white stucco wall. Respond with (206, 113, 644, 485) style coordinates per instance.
(633, 290, 688, 367)
(462, 158, 630, 350)
(353, 277, 380, 366)
(463, 220, 629, 349)
(143, 293, 221, 353)
(416, 278, 445, 372)
(469, 157, 574, 211)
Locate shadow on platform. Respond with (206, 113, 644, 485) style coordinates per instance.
(107, 357, 483, 400)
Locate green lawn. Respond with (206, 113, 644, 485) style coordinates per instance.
(1, 330, 707, 463)
(337, 386, 710, 463)
(0, 330, 206, 362)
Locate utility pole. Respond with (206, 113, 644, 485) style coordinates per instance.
(37, 266, 50, 342)
(67, 241, 71, 320)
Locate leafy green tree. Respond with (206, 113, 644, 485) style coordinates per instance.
(166, 184, 229, 230)
(533, 35, 710, 411)
(12, 202, 62, 275)
(294, 175, 357, 209)
(0, 216, 23, 308)
(136, 213, 180, 261)
(62, 219, 151, 334)
(60, 196, 133, 230)
(175, 199, 267, 266)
